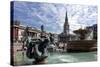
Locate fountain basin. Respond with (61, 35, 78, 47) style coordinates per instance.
(67, 40, 97, 52)
(32, 55, 48, 64)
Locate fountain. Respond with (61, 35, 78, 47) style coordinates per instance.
(26, 37, 49, 64)
(73, 28, 89, 40)
(67, 28, 97, 52)
(25, 25, 50, 64)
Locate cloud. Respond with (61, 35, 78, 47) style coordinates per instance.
(13, 1, 97, 34)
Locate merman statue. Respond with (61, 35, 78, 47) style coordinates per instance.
(26, 37, 49, 64)
(24, 25, 50, 64)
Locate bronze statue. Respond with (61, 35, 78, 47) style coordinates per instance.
(26, 37, 49, 64)
(23, 25, 50, 64)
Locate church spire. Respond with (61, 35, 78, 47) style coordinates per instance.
(58, 11, 70, 43)
(65, 11, 68, 23)
(63, 11, 69, 34)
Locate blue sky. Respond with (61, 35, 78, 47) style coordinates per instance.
(13, 1, 97, 34)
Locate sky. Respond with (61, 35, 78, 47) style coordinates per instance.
(12, 1, 97, 34)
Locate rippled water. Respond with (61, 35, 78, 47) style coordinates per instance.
(47, 52, 97, 64)
(14, 51, 97, 65)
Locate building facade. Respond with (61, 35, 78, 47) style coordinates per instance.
(86, 24, 97, 40)
(12, 21, 41, 42)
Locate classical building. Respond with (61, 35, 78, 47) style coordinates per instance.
(12, 21, 41, 42)
(93, 24, 97, 40)
(86, 24, 97, 40)
(58, 12, 70, 43)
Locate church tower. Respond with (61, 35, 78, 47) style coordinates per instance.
(58, 11, 70, 43)
(63, 11, 69, 35)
